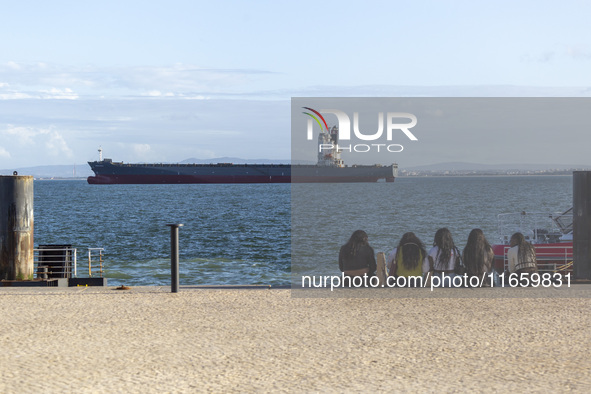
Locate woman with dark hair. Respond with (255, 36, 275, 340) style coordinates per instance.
(427, 228, 461, 285)
(338, 230, 376, 278)
(386, 232, 427, 278)
(507, 232, 538, 275)
(462, 228, 495, 286)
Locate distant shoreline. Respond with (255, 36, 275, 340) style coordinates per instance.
(29, 173, 577, 181)
(398, 171, 577, 177)
(33, 177, 88, 181)
(4, 160, 589, 180)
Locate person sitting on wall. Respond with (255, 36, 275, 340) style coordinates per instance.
(386, 232, 427, 287)
(507, 232, 538, 286)
(463, 228, 497, 287)
(427, 228, 462, 287)
(338, 230, 376, 285)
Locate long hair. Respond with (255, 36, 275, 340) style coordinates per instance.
(433, 228, 457, 270)
(395, 232, 426, 271)
(462, 228, 493, 276)
(344, 230, 369, 256)
(510, 232, 536, 266)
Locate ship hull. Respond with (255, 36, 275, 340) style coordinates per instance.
(87, 174, 292, 184)
(87, 161, 396, 184)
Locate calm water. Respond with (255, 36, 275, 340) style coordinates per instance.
(291, 176, 573, 279)
(33, 176, 572, 286)
(34, 182, 291, 286)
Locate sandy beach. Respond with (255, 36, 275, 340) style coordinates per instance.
(1, 286, 590, 393)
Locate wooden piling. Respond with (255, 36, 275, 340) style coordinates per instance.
(0, 175, 34, 280)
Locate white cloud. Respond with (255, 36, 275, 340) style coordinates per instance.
(1, 125, 73, 159)
(566, 46, 591, 60)
(0, 92, 34, 100)
(3, 125, 39, 145)
(6, 61, 20, 70)
(40, 88, 78, 100)
(193, 129, 241, 136)
(0, 62, 277, 100)
(0, 77, 78, 100)
(45, 130, 73, 158)
(143, 90, 174, 97)
(0, 146, 10, 159)
(132, 143, 151, 156)
(523, 46, 591, 63)
(521, 51, 556, 63)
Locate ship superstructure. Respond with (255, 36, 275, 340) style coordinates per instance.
(317, 125, 344, 167)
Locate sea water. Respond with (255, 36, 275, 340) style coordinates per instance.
(33, 176, 572, 286)
(34, 181, 291, 286)
(291, 176, 573, 279)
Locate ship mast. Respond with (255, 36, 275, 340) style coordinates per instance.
(98, 146, 103, 162)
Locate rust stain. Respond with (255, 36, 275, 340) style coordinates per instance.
(0, 177, 34, 280)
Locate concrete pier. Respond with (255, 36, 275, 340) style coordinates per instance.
(0, 175, 34, 280)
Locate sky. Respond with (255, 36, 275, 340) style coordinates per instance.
(1, 0, 591, 169)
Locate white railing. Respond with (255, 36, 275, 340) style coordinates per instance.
(34, 246, 75, 279)
(502, 245, 573, 274)
(34, 247, 104, 279)
(497, 211, 573, 245)
(87, 248, 104, 278)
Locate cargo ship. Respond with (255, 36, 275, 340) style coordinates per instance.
(87, 126, 397, 184)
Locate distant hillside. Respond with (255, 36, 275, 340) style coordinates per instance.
(0, 158, 290, 178)
(3, 160, 589, 179)
(0, 165, 93, 178)
(403, 162, 591, 171)
(179, 157, 290, 164)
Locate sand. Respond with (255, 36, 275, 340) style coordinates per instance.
(1, 286, 590, 393)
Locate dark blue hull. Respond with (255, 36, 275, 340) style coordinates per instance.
(87, 160, 396, 184)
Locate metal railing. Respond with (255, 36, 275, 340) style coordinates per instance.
(553, 207, 573, 234)
(502, 245, 573, 274)
(34, 246, 104, 279)
(497, 211, 573, 245)
(87, 248, 104, 277)
(34, 246, 75, 279)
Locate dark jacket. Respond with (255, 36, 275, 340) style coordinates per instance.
(339, 244, 377, 276)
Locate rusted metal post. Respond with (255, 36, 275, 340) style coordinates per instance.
(0, 175, 34, 280)
(573, 171, 591, 280)
(167, 224, 183, 293)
